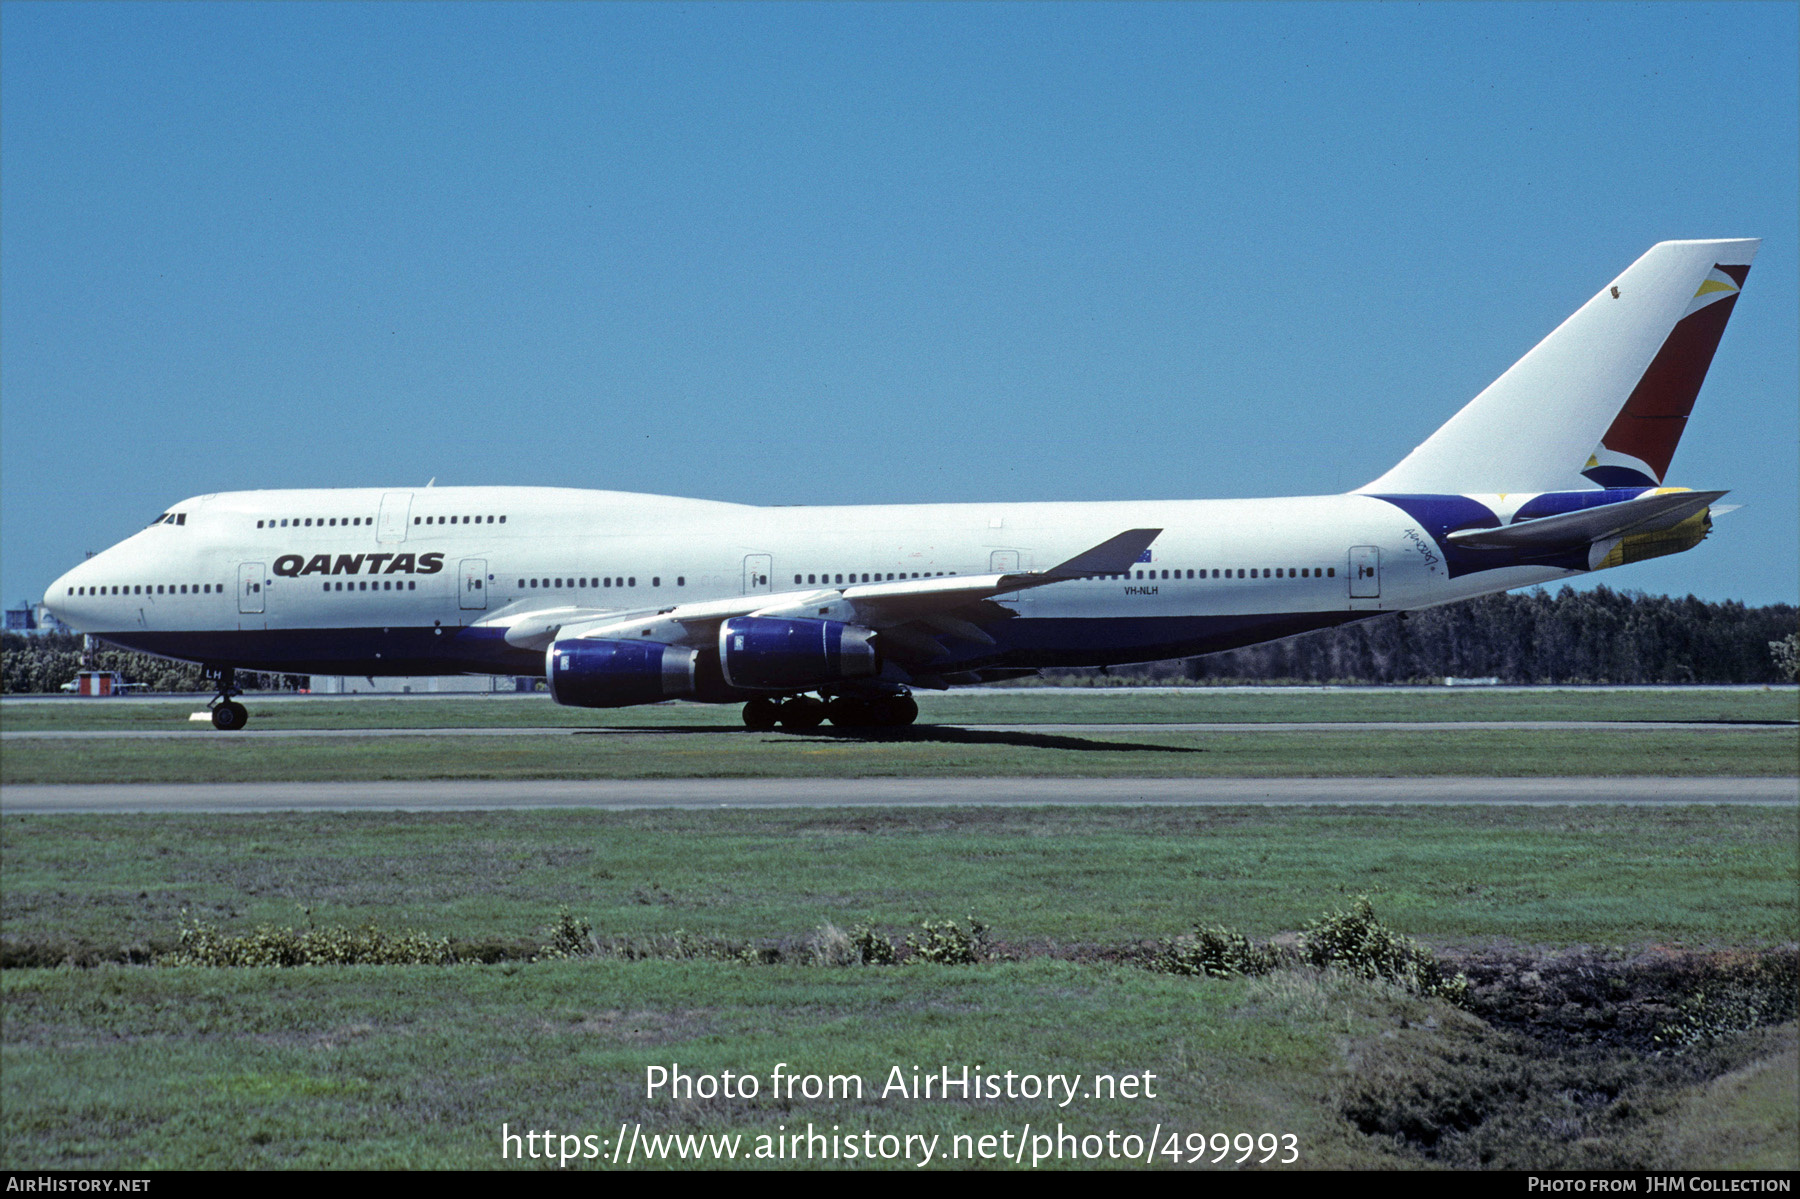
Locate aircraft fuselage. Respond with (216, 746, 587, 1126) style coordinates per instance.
(47, 484, 1573, 681)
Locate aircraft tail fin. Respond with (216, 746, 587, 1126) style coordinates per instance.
(1358, 239, 1758, 495)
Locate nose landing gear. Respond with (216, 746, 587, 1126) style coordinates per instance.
(204, 666, 249, 731)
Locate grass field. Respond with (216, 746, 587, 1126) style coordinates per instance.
(4, 685, 1797, 731)
(4, 805, 1797, 1169)
(3, 690, 1796, 1170)
(5, 807, 1795, 957)
(3, 689, 1796, 784)
(0, 959, 1512, 1170)
(4, 727, 1797, 784)
(5, 960, 1792, 1170)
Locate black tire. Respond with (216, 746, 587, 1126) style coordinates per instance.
(871, 694, 919, 726)
(825, 697, 874, 728)
(742, 697, 781, 731)
(211, 701, 248, 731)
(777, 697, 826, 731)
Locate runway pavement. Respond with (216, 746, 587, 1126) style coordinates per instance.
(3, 775, 1794, 813)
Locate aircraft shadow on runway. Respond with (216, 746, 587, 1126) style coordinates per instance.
(571, 724, 1203, 753)
(785, 725, 1204, 754)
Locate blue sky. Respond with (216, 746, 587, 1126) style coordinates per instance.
(4, 2, 1796, 608)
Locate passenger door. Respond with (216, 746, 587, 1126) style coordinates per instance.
(989, 549, 1026, 607)
(377, 492, 413, 543)
(238, 562, 266, 614)
(743, 554, 772, 595)
(1349, 546, 1381, 600)
(459, 559, 488, 610)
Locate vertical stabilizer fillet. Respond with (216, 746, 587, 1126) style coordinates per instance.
(1358, 239, 1758, 495)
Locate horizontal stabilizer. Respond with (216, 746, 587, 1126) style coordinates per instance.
(1446, 490, 1726, 551)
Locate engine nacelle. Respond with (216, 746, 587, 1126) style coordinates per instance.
(718, 617, 880, 691)
(545, 639, 697, 708)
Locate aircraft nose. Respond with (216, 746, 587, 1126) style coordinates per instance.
(44, 562, 91, 627)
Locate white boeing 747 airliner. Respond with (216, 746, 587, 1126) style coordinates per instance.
(45, 239, 1758, 730)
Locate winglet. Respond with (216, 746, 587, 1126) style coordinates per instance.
(1043, 529, 1162, 578)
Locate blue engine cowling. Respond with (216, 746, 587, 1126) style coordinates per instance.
(718, 617, 880, 691)
(546, 639, 698, 708)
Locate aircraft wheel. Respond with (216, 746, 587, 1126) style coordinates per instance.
(777, 697, 826, 731)
(871, 694, 918, 726)
(211, 701, 249, 731)
(742, 697, 781, 731)
(825, 697, 874, 728)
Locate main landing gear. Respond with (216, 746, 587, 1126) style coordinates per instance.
(204, 666, 249, 731)
(742, 696, 821, 731)
(742, 691, 918, 731)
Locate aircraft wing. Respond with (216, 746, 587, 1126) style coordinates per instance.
(1445, 490, 1726, 551)
(839, 527, 1161, 617)
(540, 528, 1162, 657)
(477, 603, 666, 651)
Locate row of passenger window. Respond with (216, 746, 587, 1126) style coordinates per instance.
(1114, 567, 1337, 580)
(794, 572, 952, 585)
(255, 514, 511, 530)
(68, 583, 221, 597)
(780, 568, 1332, 586)
(258, 517, 371, 529)
(507, 566, 1335, 592)
(517, 576, 675, 590)
(321, 581, 417, 592)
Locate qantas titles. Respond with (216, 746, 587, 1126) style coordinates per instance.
(272, 552, 445, 578)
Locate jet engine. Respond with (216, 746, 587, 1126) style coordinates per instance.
(545, 639, 697, 708)
(718, 617, 879, 690)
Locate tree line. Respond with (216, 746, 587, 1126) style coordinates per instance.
(3, 585, 1796, 693)
(1, 632, 301, 695)
(1049, 586, 1799, 686)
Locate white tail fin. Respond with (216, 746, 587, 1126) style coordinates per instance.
(1359, 239, 1759, 495)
